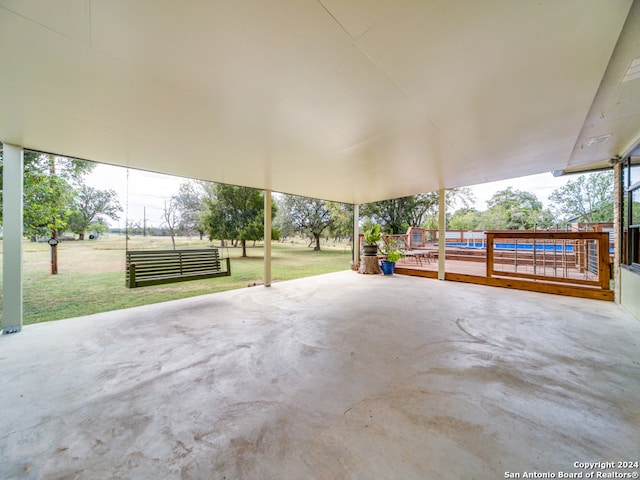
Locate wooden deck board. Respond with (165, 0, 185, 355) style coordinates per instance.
(394, 252, 613, 301)
(398, 253, 600, 282)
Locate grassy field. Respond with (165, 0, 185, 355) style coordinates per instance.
(0, 234, 352, 325)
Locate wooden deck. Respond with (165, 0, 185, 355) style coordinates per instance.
(393, 249, 614, 301)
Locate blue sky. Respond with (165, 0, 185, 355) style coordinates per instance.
(85, 164, 573, 229)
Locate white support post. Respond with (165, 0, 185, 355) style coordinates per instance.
(353, 204, 360, 267)
(2, 143, 24, 333)
(438, 188, 446, 281)
(264, 189, 272, 287)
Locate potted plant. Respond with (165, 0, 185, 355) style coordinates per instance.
(363, 224, 381, 256)
(380, 238, 404, 275)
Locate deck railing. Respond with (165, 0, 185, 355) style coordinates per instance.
(392, 230, 613, 300)
(485, 230, 612, 297)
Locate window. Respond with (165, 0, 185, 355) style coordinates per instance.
(630, 161, 640, 187)
(633, 189, 640, 226)
(624, 158, 640, 269)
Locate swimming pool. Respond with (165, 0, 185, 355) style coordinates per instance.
(441, 242, 614, 254)
(443, 242, 575, 252)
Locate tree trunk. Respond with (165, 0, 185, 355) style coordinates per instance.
(358, 255, 382, 274)
(314, 234, 321, 251)
(79, 232, 85, 240)
(50, 157, 59, 275)
(241, 239, 247, 257)
(50, 229, 58, 275)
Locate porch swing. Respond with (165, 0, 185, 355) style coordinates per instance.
(124, 169, 231, 288)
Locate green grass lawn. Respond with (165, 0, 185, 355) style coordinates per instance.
(0, 235, 353, 325)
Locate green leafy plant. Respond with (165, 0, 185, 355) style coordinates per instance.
(385, 249, 404, 263)
(382, 237, 404, 263)
(363, 224, 381, 245)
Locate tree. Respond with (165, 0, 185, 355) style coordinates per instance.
(89, 219, 110, 236)
(15, 153, 94, 238)
(405, 194, 438, 229)
(1, 152, 94, 236)
(479, 187, 552, 230)
(363, 189, 475, 233)
(201, 184, 272, 257)
(326, 202, 353, 241)
(361, 196, 412, 234)
(448, 208, 482, 230)
(161, 197, 181, 250)
(1, 151, 95, 274)
(126, 219, 144, 236)
(67, 183, 122, 240)
(420, 189, 476, 229)
(549, 171, 614, 224)
(279, 195, 334, 250)
(174, 180, 216, 239)
(273, 196, 298, 241)
(22, 170, 75, 239)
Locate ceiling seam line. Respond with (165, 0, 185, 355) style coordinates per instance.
(314, 0, 409, 99)
(315, 0, 355, 41)
(0, 5, 78, 43)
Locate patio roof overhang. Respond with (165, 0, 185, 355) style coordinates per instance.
(1, 1, 640, 204)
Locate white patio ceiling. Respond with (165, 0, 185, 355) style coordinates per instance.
(1, 0, 639, 204)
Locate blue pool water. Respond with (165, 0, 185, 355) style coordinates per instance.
(442, 242, 614, 254)
(443, 242, 575, 252)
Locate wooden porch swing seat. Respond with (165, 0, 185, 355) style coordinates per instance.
(126, 248, 231, 288)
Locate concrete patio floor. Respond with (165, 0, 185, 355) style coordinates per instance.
(1, 271, 639, 479)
